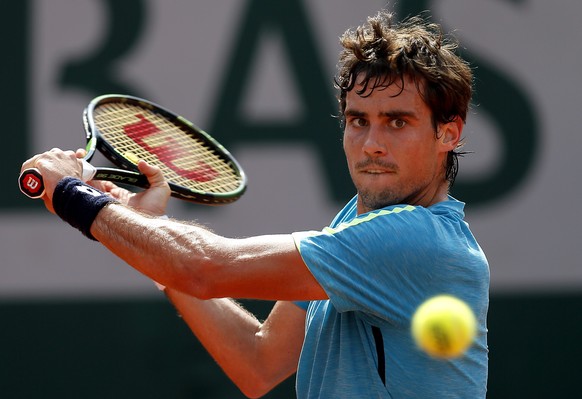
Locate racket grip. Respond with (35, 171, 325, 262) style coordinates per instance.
(18, 160, 97, 199)
(18, 168, 45, 199)
(81, 160, 97, 181)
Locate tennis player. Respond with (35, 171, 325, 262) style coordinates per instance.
(22, 11, 489, 398)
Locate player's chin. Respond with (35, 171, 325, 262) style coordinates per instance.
(358, 171, 397, 183)
(356, 173, 397, 192)
(358, 189, 401, 211)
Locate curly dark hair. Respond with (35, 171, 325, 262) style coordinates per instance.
(335, 11, 473, 186)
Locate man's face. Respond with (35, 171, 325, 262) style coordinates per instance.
(343, 75, 458, 214)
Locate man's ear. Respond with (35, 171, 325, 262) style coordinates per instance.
(438, 117, 463, 151)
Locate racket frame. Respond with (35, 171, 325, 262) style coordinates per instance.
(19, 94, 247, 204)
(83, 94, 247, 204)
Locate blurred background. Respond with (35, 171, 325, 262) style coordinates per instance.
(1, 0, 581, 397)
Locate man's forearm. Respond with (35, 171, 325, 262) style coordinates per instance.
(163, 292, 305, 397)
(90, 203, 327, 301)
(91, 203, 214, 296)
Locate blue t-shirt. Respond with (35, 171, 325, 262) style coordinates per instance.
(292, 196, 489, 398)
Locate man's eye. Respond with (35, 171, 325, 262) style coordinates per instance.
(390, 119, 406, 129)
(350, 118, 367, 127)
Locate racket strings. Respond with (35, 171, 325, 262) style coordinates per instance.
(93, 103, 243, 194)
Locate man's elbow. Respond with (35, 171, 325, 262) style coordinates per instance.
(237, 372, 280, 398)
(171, 257, 228, 300)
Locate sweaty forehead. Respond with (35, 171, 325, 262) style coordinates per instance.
(346, 75, 428, 115)
(353, 73, 423, 98)
(343, 74, 432, 119)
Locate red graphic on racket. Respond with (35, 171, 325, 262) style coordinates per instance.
(19, 94, 247, 205)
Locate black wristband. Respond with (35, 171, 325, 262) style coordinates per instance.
(53, 177, 118, 241)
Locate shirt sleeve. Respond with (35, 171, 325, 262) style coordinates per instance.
(292, 205, 463, 326)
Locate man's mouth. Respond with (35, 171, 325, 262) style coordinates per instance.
(356, 160, 398, 175)
(356, 158, 397, 172)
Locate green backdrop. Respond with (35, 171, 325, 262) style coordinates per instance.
(0, 294, 579, 398)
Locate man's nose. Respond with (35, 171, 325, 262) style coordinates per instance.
(362, 126, 388, 157)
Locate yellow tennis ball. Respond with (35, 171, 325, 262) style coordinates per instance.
(411, 295, 477, 359)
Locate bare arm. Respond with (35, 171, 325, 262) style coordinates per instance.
(163, 295, 305, 398)
(91, 204, 327, 301)
(21, 149, 322, 398)
(21, 148, 326, 300)
(88, 165, 315, 397)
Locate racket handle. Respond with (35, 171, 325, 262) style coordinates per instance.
(81, 160, 97, 181)
(18, 168, 45, 199)
(18, 160, 97, 199)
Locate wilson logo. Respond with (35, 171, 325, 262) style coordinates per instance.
(123, 114, 218, 182)
(25, 175, 40, 192)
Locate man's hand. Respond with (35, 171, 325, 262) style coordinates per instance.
(21, 148, 171, 216)
(89, 160, 171, 216)
(20, 148, 85, 213)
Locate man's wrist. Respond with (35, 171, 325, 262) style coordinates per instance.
(52, 177, 118, 241)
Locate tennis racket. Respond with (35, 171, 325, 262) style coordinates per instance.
(19, 94, 247, 204)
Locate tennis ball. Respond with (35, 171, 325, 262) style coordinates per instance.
(411, 295, 477, 359)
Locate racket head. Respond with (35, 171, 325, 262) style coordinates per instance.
(84, 94, 247, 204)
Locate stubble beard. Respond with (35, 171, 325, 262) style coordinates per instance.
(353, 159, 407, 212)
(358, 187, 402, 213)
(357, 177, 433, 213)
